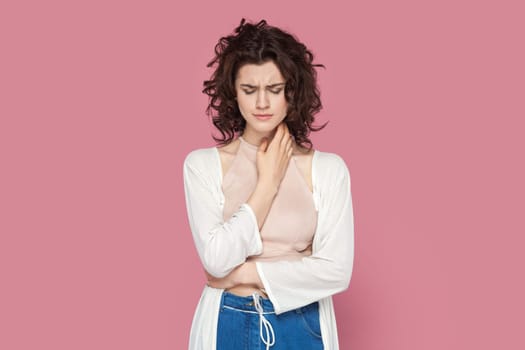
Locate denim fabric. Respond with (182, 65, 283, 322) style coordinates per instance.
(216, 291, 324, 350)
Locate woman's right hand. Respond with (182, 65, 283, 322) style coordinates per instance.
(246, 122, 293, 230)
(255, 122, 294, 191)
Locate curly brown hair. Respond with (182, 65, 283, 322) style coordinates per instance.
(202, 18, 328, 150)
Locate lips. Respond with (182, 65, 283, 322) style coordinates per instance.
(253, 114, 272, 120)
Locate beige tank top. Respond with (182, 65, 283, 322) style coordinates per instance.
(222, 136, 318, 262)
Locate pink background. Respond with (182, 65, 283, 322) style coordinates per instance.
(1, 0, 524, 349)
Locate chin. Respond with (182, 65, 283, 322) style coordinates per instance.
(252, 124, 280, 133)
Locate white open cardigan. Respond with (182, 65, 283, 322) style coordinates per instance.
(183, 145, 355, 350)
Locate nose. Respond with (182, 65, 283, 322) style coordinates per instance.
(256, 90, 270, 110)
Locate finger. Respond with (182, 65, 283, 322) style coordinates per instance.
(258, 138, 269, 153)
(280, 129, 291, 148)
(286, 137, 293, 151)
(280, 122, 288, 135)
(268, 125, 283, 151)
(274, 122, 284, 140)
(282, 124, 291, 143)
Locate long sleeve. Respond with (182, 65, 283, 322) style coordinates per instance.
(183, 149, 263, 278)
(255, 152, 354, 314)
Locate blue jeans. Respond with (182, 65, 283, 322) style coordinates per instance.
(216, 291, 324, 349)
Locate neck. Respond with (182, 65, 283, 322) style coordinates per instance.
(240, 129, 278, 147)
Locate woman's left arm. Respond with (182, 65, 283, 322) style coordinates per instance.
(257, 156, 353, 314)
(208, 154, 354, 315)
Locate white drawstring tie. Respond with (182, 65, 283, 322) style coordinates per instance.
(252, 292, 275, 349)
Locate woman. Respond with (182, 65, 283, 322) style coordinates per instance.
(183, 18, 354, 350)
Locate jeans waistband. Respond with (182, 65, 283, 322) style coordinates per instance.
(220, 291, 319, 314)
(221, 291, 275, 313)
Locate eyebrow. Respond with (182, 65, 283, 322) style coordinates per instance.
(239, 82, 286, 88)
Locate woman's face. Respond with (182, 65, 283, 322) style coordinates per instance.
(235, 60, 288, 141)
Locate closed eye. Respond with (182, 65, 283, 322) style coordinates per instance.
(243, 89, 283, 95)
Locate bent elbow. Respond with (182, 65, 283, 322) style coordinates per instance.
(341, 270, 352, 292)
(202, 245, 240, 278)
(200, 228, 254, 278)
(202, 255, 231, 279)
(334, 260, 353, 293)
(205, 267, 229, 279)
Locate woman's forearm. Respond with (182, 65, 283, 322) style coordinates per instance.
(206, 261, 263, 290)
(246, 180, 278, 231)
(235, 261, 263, 288)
